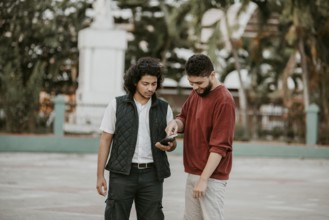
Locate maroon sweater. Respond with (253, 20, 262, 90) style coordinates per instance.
(177, 85, 235, 180)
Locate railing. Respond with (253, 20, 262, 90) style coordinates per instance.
(0, 95, 320, 145)
(234, 103, 319, 144)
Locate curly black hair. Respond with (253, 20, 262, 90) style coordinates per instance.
(123, 57, 163, 95)
(185, 54, 214, 77)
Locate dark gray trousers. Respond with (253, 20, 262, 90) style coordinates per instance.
(105, 166, 164, 220)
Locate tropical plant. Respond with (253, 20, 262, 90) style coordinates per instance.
(256, 0, 329, 143)
(0, 0, 93, 132)
(196, 0, 329, 143)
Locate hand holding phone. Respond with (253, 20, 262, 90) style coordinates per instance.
(159, 134, 177, 146)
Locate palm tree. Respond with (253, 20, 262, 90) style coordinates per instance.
(255, 0, 329, 143)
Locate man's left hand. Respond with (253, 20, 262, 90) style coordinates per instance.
(155, 141, 176, 152)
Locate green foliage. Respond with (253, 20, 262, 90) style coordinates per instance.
(188, 0, 329, 144)
(114, 0, 227, 80)
(1, 0, 328, 144)
(0, 0, 92, 132)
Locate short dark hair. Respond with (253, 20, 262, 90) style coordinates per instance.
(185, 54, 214, 77)
(124, 57, 163, 95)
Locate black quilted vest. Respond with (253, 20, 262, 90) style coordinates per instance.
(105, 94, 171, 181)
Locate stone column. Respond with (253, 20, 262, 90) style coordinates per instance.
(306, 103, 319, 145)
(54, 95, 65, 136)
(67, 0, 127, 134)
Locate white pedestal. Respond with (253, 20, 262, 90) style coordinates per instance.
(66, 27, 127, 134)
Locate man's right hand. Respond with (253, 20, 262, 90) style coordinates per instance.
(96, 176, 107, 196)
(165, 119, 179, 135)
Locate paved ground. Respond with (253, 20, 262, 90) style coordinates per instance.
(0, 153, 329, 220)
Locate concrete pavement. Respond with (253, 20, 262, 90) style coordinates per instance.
(0, 153, 329, 220)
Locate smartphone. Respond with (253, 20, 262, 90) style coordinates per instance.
(159, 134, 178, 146)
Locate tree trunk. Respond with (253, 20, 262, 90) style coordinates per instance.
(282, 51, 297, 108)
(223, 7, 249, 139)
(231, 41, 249, 139)
(298, 38, 310, 109)
(281, 51, 298, 142)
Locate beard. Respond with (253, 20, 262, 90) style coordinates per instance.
(196, 81, 212, 97)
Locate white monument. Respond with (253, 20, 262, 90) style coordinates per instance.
(65, 0, 127, 134)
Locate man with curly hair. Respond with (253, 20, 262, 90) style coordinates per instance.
(158, 54, 235, 220)
(96, 57, 176, 220)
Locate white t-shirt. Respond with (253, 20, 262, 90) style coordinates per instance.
(100, 98, 174, 163)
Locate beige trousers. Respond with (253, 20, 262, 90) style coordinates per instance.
(183, 174, 227, 220)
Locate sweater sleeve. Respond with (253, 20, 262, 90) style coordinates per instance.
(209, 101, 235, 157)
(176, 94, 192, 132)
